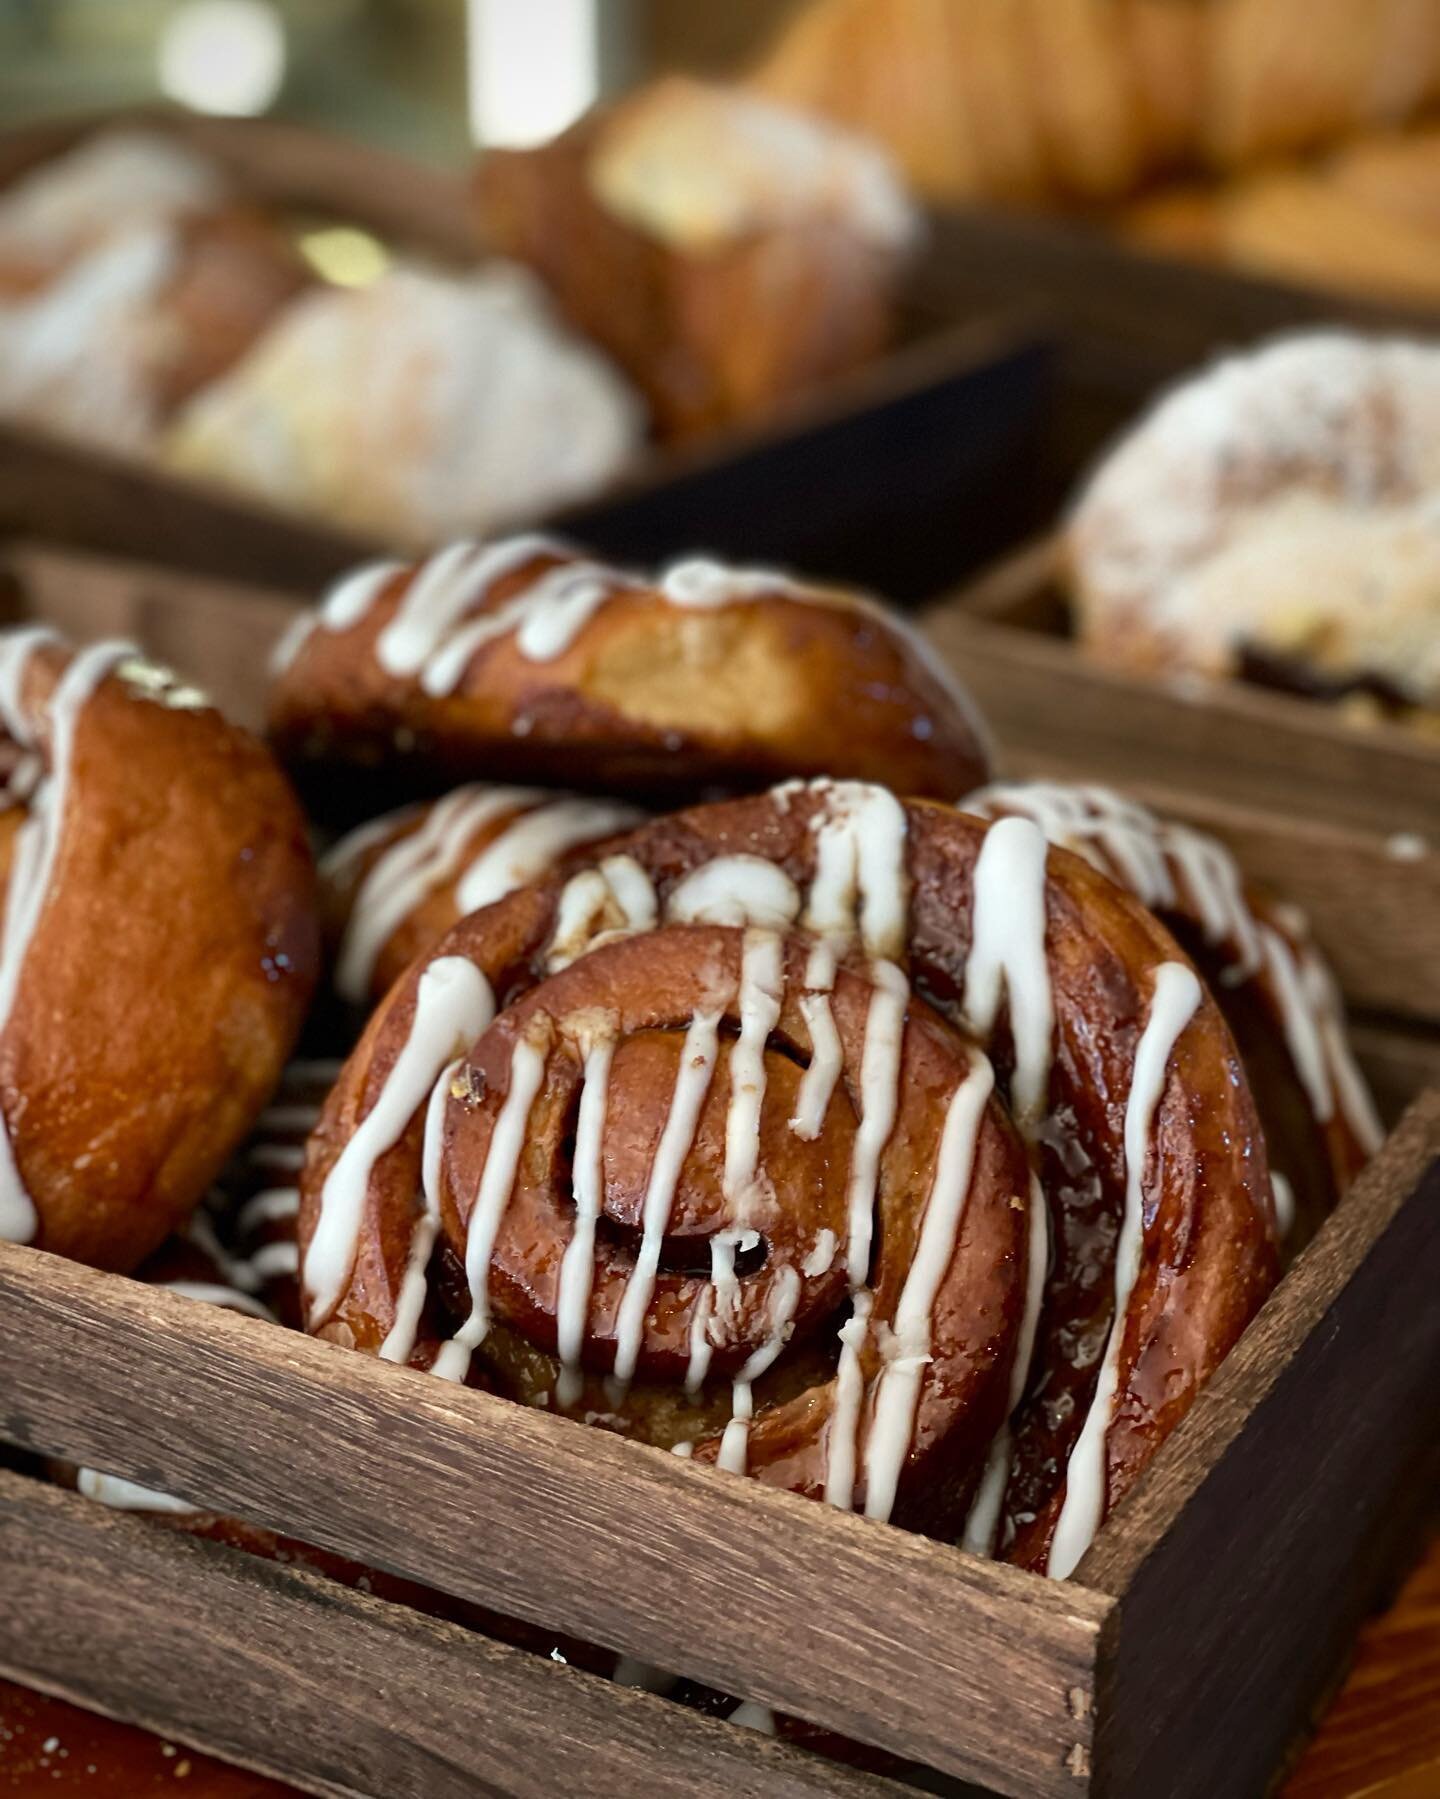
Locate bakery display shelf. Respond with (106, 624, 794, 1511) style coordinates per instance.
(0, 547, 1435, 1799)
(0, 107, 1054, 600)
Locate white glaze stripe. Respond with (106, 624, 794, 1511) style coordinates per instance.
(455, 797, 642, 915)
(1047, 962, 1201, 1579)
(716, 1265, 801, 1476)
(962, 1172, 1050, 1557)
(609, 1010, 721, 1393)
(863, 1055, 993, 1523)
(379, 1054, 461, 1366)
(844, 961, 908, 1288)
(304, 956, 494, 1326)
(0, 636, 131, 1243)
(433, 1029, 550, 1383)
(555, 1035, 615, 1408)
(824, 1289, 873, 1510)
(962, 815, 1053, 1132)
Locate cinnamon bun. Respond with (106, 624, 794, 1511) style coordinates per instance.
(0, 629, 318, 1271)
(269, 539, 992, 809)
(298, 779, 1277, 1575)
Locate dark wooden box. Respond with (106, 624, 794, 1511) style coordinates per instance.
(0, 547, 1435, 1799)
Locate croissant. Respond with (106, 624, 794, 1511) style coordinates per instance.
(476, 76, 920, 439)
(298, 779, 1277, 1573)
(750, 0, 1440, 205)
(268, 538, 993, 810)
(0, 628, 318, 1271)
(1063, 331, 1440, 725)
(962, 781, 1382, 1249)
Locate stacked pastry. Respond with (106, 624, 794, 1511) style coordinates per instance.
(2, 537, 1382, 1758)
(1064, 329, 1440, 733)
(476, 76, 922, 440)
(0, 130, 643, 544)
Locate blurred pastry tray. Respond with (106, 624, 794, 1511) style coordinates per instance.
(0, 108, 1055, 596)
(0, 539, 1436, 1799)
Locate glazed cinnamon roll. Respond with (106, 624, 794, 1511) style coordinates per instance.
(269, 539, 992, 809)
(298, 779, 1277, 1574)
(320, 786, 645, 1007)
(962, 780, 1382, 1249)
(0, 629, 318, 1272)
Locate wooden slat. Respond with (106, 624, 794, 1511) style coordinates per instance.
(1084, 1091, 1440, 1798)
(0, 1245, 1107, 1797)
(0, 1469, 904, 1799)
(924, 556, 1440, 844)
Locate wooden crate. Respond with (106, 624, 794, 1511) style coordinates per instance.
(0, 109, 1053, 598)
(922, 542, 1440, 1027)
(0, 547, 1435, 1798)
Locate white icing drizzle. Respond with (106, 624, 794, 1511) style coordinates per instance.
(790, 940, 841, 1141)
(332, 786, 640, 1005)
(723, 930, 784, 1219)
(962, 816, 1054, 1133)
(802, 1227, 838, 1277)
(843, 960, 909, 1288)
(667, 856, 801, 931)
(248, 1143, 305, 1172)
(685, 1227, 759, 1393)
(716, 1265, 801, 1476)
(0, 634, 131, 1243)
(803, 781, 909, 961)
(378, 1054, 460, 1366)
(271, 559, 405, 675)
(554, 1034, 615, 1408)
(163, 1280, 277, 1319)
(1047, 963, 1202, 1580)
(378, 536, 559, 676)
(304, 956, 495, 1326)
(418, 554, 622, 696)
(548, 855, 658, 971)
(247, 1240, 300, 1279)
(1259, 925, 1334, 1124)
(330, 785, 545, 1003)
(609, 1009, 721, 1394)
(863, 1055, 994, 1523)
(962, 1172, 1050, 1557)
(1271, 1171, 1296, 1240)
(76, 1469, 199, 1516)
(235, 1187, 301, 1235)
(729, 1702, 778, 1735)
(823, 1289, 873, 1510)
(434, 1026, 550, 1383)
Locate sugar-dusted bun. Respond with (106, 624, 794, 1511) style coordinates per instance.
(164, 262, 642, 548)
(269, 537, 992, 808)
(0, 629, 318, 1271)
(0, 205, 309, 456)
(1065, 331, 1440, 717)
(0, 128, 227, 295)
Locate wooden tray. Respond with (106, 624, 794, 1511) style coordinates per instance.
(921, 540, 1440, 1026)
(0, 544, 1436, 1799)
(0, 108, 1053, 598)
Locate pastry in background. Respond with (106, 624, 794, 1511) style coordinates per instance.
(750, 0, 1440, 205)
(477, 76, 920, 439)
(0, 206, 311, 455)
(0, 128, 227, 295)
(1064, 331, 1440, 727)
(163, 264, 643, 549)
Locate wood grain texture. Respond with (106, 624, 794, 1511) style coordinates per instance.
(0, 1246, 1106, 1796)
(1283, 1532, 1440, 1799)
(1086, 1092, 1440, 1798)
(925, 549, 1440, 843)
(0, 1470, 907, 1799)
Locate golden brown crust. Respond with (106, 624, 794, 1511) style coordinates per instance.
(0, 638, 318, 1271)
(299, 785, 1277, 1563)
(476, 94, 911, 440)
(269, 544, 992, 808)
